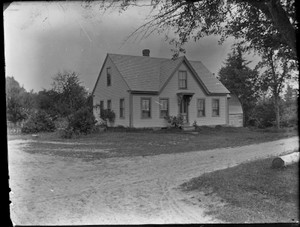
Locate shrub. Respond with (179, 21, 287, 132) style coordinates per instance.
(21, 110, 56, 133)
(68, 107, 96, 135)
(249, 101, 276, 128)
(58, 127, 77, 139)
(280, 105, 298, 127)
(164, 114, 184, 128)
(215, 125, 223, 129)
(54, 117, 69, 129)
(100, 109, 116, 126)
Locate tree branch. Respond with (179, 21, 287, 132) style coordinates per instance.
(239, 0, 296, 56)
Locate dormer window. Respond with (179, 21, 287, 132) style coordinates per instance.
(178, 71, 187, 89)
(107, 67, 111, 86)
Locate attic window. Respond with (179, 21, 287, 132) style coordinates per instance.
(107, 67, 111, 86)
(178, 71, 187, 89)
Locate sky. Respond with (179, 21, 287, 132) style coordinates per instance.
(4, 1, 260, 93)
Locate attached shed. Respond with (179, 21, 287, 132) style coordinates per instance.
(228, 94, 243, 127)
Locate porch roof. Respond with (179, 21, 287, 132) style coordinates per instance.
(176, 91, 195, 96)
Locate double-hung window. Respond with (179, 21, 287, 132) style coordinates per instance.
(107, 67, 111, 86)
(107, 100, 112, 111)
(120, 99, 125, 118)
(197, 99, 205, 117)
(159, 98, 169, 118)
(178, 71, 187, 89)
(212, 99, 220, 117)
(141, 98, 151, 118)
(99, 100, 104, 112)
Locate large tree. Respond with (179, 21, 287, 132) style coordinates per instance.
(36, 89, 58, 117)
(6, 77, 38, 123)
(6, 77, 28, 123)
(257, 47, 297, 129)
(218, 45, 260, 126)
(249, 3, 298, 129)
(51, 71, 88, 118)
(101, 0, 297, 59)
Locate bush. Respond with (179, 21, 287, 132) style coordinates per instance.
(21, 111, 56, 133)
(67, 107, 97, 135)
(249, 101, 276, 128)
(58, 127, 75, 139)
(54, 117, 69, 129)
(100, 109, 116, 126)
(280, 106, 298, 127)
(164, 115, 184, 128)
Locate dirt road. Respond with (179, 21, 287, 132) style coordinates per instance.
(8, 136, 298, 225)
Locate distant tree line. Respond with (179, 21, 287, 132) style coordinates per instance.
(6, 71, 95, 137)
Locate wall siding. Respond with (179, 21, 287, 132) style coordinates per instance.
(132, 95, 167, 128)
(229, 113, 243, 127)
(94, 60, 228, 128)
(93, 57, 130, 127)
(160, 62, 227, 126)
(131, 62, 227, 128)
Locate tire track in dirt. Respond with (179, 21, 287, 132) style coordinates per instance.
(8, 137, 299, 224)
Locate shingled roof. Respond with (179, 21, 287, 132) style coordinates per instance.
(102, 53, 230, 95)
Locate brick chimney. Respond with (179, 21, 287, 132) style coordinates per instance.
(142, 49, 150, 57)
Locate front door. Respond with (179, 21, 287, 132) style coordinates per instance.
(179, 97, 188, 124)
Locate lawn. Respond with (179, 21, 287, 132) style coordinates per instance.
(7, 126, 297, 160)
(180, 156, 299, 223)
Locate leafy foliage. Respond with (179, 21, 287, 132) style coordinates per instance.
(164, 114, 184, 128)
(67, 107, 97, 135)
(280, 85, 298, 127)
(21, 110, 56, 133)
(257, 45, 297, 128)
(7, 73, 96, 137)
(105, 0, 297, 60)
(6, 76, 36, 123)
(248, 99, 276, 128)
(58, 127, 75, 139)
(100, 109, 116, 125)
(248, 92, 298, 129)
(36, 89, 58, 118)
(218, 45, 260, 125)
(6, 95, 27, 123)
(51, 71, 88, 117)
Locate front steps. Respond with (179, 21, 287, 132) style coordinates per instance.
(181, 125, 195, 131)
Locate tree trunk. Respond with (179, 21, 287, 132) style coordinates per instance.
(265, 0, 297, 57)
(243, 0, 297, 57)
(274, 95, 280, 129)
(241, 103, 246, 127)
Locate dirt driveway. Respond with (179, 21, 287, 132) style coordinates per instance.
(8, 136, 298, 225)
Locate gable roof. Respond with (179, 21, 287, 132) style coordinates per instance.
(108, 54, 162, 92)
(94, 53, 230, 95)
(189, 61, 230, 94)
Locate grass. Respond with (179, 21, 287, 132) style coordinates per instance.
(180, 156, 299, 223)
(7, 126, 297, 160)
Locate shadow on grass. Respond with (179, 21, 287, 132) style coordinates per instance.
(180, 157, 299, 223)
